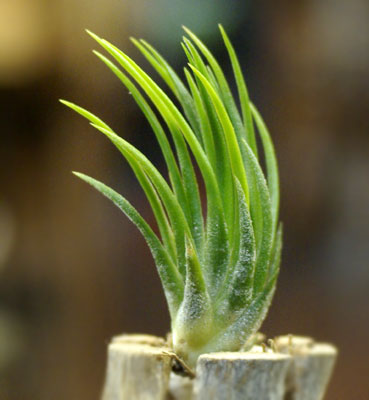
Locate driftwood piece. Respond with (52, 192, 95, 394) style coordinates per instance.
(101, 334, 172, 400)
(194, 350, 291, 400)
(275, 335, 338, 400)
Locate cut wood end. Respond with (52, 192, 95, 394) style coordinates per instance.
(309, 342, 338, 356)
(111, 333, 167, 347)
(102, 335, 173, 400)
(275, 334, 338, 357)
(198, 351, 291, 361)
(108, 341, 171, 357)
(101, 333, 338, 400)
(275, 335, 337, 400)
(195, 349, 292, 400)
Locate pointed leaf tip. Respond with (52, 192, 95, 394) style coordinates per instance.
(60, 99, 79, 110)
(187, 63, 198, 72)
(72, 171, 91, 185)
(72, 171, 88, 181)
(85, 29, 100, 41)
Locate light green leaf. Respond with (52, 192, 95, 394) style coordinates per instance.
(132, 38, 201, 137)
(92, 51, 192, 244)
(60, 99, 189, 275)
(63, 28, 283, 366)
(87, 31, 228, 263)
(268, 223, 283, 284)
(219, 179, 256, 314)
(183, 27, 247, 157)
(184, 68, 216, 169)
(182, 40, 234, 234)
(91, 122, 191, 277)
(189, 65, 249, 206)
(219, 25, 257, 156)
(73, 172, 184, 316)
(251, 103, 280, 231)
(241, 140, 273, 295)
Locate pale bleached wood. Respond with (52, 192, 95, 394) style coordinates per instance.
(102, 334, 337, 400)
(194, 350, 291, 400)
(167, 373, 193, 400)
(275, 335, 337, 400)
(101, 335, 172, 400)
(111, 333, 167, 347)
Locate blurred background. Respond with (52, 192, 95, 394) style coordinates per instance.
(0, 0, 368, 399)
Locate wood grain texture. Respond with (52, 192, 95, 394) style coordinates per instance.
(275, 336, 337, 400)
(101, 335, 172, 400)
(101, 334, 337, 400)
(194, 351, 291, 400)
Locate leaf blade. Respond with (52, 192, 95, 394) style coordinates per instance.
(241, 139, 273, 295)
(189, 65, 249, 205)
(251, 103, 280, 231)
(92, 50, 192, 242)
(73, 172, 184, 316)
(219, 25, 257, 155)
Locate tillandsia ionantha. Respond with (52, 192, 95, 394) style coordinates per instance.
(61, 25, 282, 368)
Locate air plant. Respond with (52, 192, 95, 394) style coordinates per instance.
(61, 25, 282, 368)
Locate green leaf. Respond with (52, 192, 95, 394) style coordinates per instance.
(122, 150, 177, 264)
(60, 99, 179, 266)
(219, 25, 257, 156)
(241, 139, 273, 295)
(60, 99, 189, 276)
(182, 40, 234, 235)
(63, 28, 283, 366)
(92, 51, 192, 245)
(59, 99, 110, 130)
(189, 65, 249, 205)
(218, 180, 256, 315)
(130, 38, 176, 94)
(163, 120, 204, 255)
(87, 31, 228, 265)
(183, 27, 247, 157)
(200, 276, 276, 354)
(178, 48, 231, 295)
(132, 38, 201, 137)
(91, 122, 191, 277)
(268, 223, 283, 284)
(182, 37, 211, 79)
(130, 42, 208, 254)
(173, 238, 213, 362)
(217, 278, 277, 352)
(73, 172, 184, 316)
(184, 68, 216, 169)
(203, 200, 230, 298)
(251, 103, 280, 232)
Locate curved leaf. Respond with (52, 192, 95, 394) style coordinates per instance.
(73, 172, 184, 316)
(241, 140, 273, 295)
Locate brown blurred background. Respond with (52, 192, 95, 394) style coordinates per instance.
(0, 0, 368, 399)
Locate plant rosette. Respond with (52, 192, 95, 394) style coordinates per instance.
(62, 26, 337, 400)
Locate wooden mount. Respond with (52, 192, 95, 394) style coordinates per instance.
(101, 334, 337, 400)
